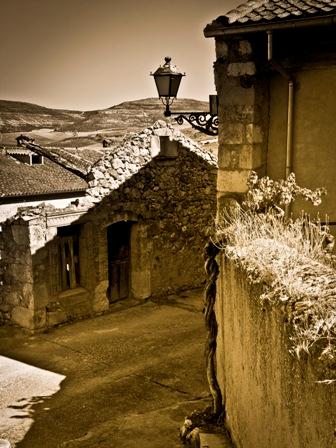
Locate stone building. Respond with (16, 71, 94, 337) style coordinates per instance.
(205, 0, 336, 223)
(204, 2, 336, 447)
(0, 121, 217, 331)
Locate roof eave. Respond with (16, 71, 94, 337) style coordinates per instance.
(0, 188, 88, 201)
(204, 14, 336, 37)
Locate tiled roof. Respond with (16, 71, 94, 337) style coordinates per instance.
(0, 152, 88, 199)
(22, 144, 92, 177)
(5, 148, 32, 155)
(205, 0, 336, 33)
(41, 147, 99, 174)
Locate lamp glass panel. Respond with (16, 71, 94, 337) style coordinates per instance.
(154, 76, 171, 97)
(169, 76, 182, 97)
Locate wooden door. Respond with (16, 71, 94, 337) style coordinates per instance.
(107, 222, 132, 303)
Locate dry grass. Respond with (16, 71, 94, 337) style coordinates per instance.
(215, 208, 336, 367)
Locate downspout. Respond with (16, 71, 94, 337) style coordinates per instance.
(267, 31, 295, 179)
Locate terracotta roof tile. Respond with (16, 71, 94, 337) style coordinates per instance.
(0, 152, 88, 198)
(42, 147, 95, 173)
(205, 0, 336, 31)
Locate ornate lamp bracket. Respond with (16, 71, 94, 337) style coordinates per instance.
(172, 111, 218, 136)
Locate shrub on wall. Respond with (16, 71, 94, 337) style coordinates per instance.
(215, 172, 336, 377)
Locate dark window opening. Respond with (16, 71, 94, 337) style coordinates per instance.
(31, 154, 43, 165)
(57, 225, 80, 290)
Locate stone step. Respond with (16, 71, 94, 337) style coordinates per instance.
(200, 432, 233, 448)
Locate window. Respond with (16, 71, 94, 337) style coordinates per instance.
(57, 225, 80, 290)
(31, 154, 44, 165)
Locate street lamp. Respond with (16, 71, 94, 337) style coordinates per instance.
(151, 57, 218, 136)
(151, 56, 185, 117)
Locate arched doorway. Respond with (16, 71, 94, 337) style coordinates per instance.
(107, 221, 132, 303)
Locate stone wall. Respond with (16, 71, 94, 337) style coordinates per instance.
(0, 207, 93, 330)
(92, 147, 215, 295)
(0, 122, 217, 330)
(216, 256, 336, 448)
(213, 28, 336, 224)
(267, 66, 336, 224)
(214, 36, 269, 216)
(0, 218, 36, 328)
(84, 122, 217, 305)
(207, 21, 336, 448)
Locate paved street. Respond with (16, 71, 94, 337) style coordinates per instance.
(0, 290, 212, 448)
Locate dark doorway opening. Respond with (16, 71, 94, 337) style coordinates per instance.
(107, 221, 132, 303)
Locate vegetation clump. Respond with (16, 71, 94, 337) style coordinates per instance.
(216, 172, 336, 368)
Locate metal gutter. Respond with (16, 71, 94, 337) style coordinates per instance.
(286, 80, 294, 179)
(204, 15, 336, 37)
(267, 31, 294, 179)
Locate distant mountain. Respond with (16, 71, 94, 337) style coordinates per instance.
(0, 98, 208, 133)
(0, 98, 217, 154)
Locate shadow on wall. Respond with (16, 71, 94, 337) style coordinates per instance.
(0, 144, 217, 331)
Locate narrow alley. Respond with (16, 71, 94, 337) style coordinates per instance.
(0, 290, 214, 448)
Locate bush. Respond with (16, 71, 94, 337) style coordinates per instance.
(215, 172, 336, 369)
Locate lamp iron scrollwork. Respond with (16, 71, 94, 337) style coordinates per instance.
(151, 57, 218, 136)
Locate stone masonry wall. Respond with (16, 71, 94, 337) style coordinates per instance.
(214, 36, 269, 216)
(0, 204, 94, 330)
(89, 147, 216, 297)
(0, 218, 36, 328)
(86, 121, 217, 300)
(0, 122, 217, 330)
(216, 256, 336, 448)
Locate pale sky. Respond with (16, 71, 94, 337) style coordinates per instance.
(1, 0, 240, 111)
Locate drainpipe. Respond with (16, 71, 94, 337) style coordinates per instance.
(267, 31, 295, 179)
(286, 80, 294, 179)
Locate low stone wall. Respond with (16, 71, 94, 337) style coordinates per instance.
(216, 256, 336, 448)
(0, 219, 35, 327)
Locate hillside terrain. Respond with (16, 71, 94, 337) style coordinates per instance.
(0, 98, 217, 154)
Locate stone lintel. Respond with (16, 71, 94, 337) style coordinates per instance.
(46, 210, 86, 228)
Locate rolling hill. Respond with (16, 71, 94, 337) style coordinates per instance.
(0, 98, 217, 153)
(0, 98, 208, 132)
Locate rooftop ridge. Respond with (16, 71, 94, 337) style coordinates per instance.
(205, 0, 336, 35)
